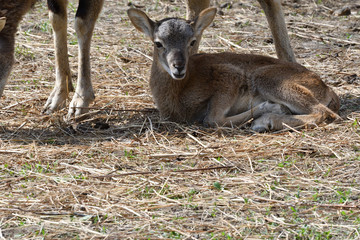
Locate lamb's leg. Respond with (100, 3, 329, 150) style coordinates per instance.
(67, 0, 104, 118)
(223, 101, 289, 127)
(251, 104, 340, 132)
(205, 96, 288, 127)
(43, 0, 73, 113)
(257, 0, 296, 63)
(251, 82, 341, 132)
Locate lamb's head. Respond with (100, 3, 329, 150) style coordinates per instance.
(127, 7, 216, 80)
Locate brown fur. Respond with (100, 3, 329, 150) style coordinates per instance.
(128, 8, 340, 131)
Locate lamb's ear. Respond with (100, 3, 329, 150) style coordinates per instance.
(0, 17, 6, 32)
(193, 7, 216, 36)
(127, 8, 155, 40)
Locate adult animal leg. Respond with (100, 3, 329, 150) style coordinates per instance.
(185, 0, 210, 20)
(0, 1, 34, 98)
(186, 0, 296, 62)
(67, 0, 104, 118)
(185, 0, 210, 55)
(0, 28, 13, 97)
(257, 0, 296, 62)
(44, 0, 73, 113)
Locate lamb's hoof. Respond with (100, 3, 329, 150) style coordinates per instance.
(251, 125, 269, 133)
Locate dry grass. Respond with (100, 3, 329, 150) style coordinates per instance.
(0, 0, 360, 239)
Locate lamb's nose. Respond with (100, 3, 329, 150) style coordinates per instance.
(173, 62, 185, 72)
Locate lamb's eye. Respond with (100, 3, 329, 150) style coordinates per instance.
(190, 40, 196, 46)
(155, 42, 163, 48)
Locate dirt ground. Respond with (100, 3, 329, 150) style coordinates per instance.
(0, 0, 359, 239)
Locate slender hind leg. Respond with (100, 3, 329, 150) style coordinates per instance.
(251, 85, 341, 132)
(257, 0, 296, 63)
(43, 0, 73, 113)
(222, 101, 290, 127)
(251, 105, 340, 132)
(67, 0, 104, 118)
